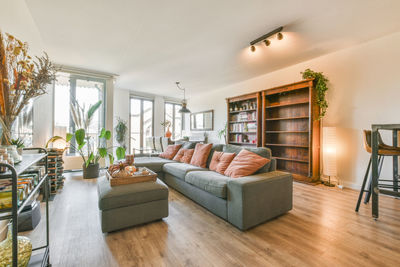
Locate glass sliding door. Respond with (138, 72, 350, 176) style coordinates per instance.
(130, 97, 154, 154)
(53, 72, 105, 154)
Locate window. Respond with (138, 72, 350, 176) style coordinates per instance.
(130, 97, 154, 154)
(165, 102, 182, 140)
(53, 72, 105, 154)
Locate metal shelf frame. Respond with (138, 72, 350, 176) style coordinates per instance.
(0, 148, 50, 267)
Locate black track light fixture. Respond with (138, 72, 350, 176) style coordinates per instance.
(249, 26, 284, 51)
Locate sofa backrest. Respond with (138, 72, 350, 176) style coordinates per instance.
(222, 144, 273, 173)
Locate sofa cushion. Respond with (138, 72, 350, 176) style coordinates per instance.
(206, 144, 224, 168)
(173, 148, 194, 163)
(134, 157, 175, 172)
(209, 151, 236, 175)
(223, 144, 272, 173)
(185, 171, 231, 199)
(97, 176, 168, 210)
(190, 143, 213, 168)
(163, 163, 207, 180)
(224, 149, 270, 178)
(159, 144, 182, 160)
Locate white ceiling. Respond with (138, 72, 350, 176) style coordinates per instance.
(26, 0, 400, 97)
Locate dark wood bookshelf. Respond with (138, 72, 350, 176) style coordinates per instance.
(262, 79, 320, 182)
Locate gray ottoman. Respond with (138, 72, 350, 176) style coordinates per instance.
(97, 176, 169, 233)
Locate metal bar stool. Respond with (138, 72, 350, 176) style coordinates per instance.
(355, 130, 400, 212)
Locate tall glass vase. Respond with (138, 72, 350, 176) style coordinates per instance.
(0, 115, 15, 146)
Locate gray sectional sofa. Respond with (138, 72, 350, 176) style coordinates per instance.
(134, 143, 293, 230)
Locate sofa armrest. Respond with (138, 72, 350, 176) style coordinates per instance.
(227, 171, 292, 230)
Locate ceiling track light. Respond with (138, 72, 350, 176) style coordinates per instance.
(249, 26, 283, 52)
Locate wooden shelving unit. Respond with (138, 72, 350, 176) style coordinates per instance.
(225, 79, 320, 182)
(226, 92, 262, 147)
(262, 79, 320, 182)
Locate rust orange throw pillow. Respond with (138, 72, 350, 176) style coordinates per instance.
(209, 151, 236, 175)
(190, 143, 213, 168)
(224, 149, 270, 178)
(159, 144, 182, 160)
(173, 148, 194, 164)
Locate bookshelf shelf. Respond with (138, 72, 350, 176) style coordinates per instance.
(226, 93, 261, 146)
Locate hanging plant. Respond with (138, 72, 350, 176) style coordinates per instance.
(301, 69, 329, 120)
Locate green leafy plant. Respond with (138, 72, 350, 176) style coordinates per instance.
(10, 137, 24, 148)
(46, 128, 125, 167)
(301, 68, 329, 119)
(115, 117, 128, 150)
(217, 123, 227, 142)
(160, 120, 171, 128)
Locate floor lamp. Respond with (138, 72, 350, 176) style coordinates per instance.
(323, 127, 337, 187)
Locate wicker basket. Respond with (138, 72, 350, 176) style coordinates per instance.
(106, 167, 157, 186)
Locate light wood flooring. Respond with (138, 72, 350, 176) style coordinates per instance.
(24, 172, 400, 267)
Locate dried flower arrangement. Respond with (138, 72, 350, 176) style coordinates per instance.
(0, 31, 57, 145)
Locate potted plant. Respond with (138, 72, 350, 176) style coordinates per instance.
(10, 137, 24, 155)
(217, 123, 227, 144)
(114, 117, 128, 150)
(47, 128, 126, 178)
(161, 120, 172, 138)
(47, 100, 125, 178)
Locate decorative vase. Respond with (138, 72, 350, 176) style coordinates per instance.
(0, 225, 32, 267)
(82, 163, 100, 179)
(165, 127, 172, 138)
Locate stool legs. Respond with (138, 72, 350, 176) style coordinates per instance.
(355, 157, 371, 212)
(364, 155, 384, 204)
(355, 155, 384, 212)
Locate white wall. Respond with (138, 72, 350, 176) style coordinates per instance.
(187, 31, 400, 189)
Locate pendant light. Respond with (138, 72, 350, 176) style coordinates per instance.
(176, 82, 191, 113)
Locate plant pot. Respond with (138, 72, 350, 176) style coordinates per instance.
(82, 163, 99, 179)
(165, 127, 172, 138)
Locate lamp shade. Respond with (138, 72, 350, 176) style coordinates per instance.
(323, 127, 337, 177)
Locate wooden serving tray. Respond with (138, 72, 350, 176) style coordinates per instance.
(106, 167, 157, 186)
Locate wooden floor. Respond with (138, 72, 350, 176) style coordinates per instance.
(24, 172, 400, 267)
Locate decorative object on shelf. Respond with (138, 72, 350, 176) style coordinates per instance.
(10, 137, 24, 156)
(322, 127, 337, 187)
(47, 127, 126, 179)
(0, 31, 56, 145)
(114, 117, 128, 150)
(0, 145, 21, 163)
(0, 225, 32, 267)
(301, 68, 329, 119)
(249, 26, 284, 52)
(161, 120, 172, 138)
(175, 82, 191, 113)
